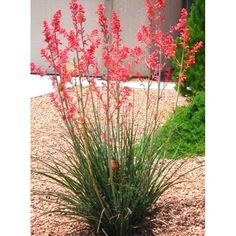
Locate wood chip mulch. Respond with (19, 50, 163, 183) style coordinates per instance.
(31, 89, 205, 236)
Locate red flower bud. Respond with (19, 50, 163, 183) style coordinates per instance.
(110, 160, 119, 171)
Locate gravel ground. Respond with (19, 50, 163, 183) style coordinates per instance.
(31, 88, 205, 236)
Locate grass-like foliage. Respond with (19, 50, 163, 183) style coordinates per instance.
(31, 0, 203, 235)
(154, 91, 205, 158)
(37, 125, 193, 235)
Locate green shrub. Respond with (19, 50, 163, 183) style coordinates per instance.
(154, 91, 205, 158)
(172, 0, 205, 97)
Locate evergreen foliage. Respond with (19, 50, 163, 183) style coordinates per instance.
(154, 91, 205, 158)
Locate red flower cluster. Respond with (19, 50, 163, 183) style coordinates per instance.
(145, 0, 155, 21)
(156, 0, 165, 10)
(191, 41, 204, 54)
(96, 3, 109, 36)
(145, 0, 165, 21)
(184, 41, 203, 70)
(175, 8, 190, 45)
(97, 5, 140, 86)
(175, 8, 188, 31)
(67, 30, 78, 49)
(179, 72, 186, 82)
(30, 62, 46, 76)
(31, 0, 203, 122)
(172, 8, 203, 84)
(69, 0, 86, 25)
(137, 25, 151, 44)
(51, 10, 64, 33)
(95, 4, 137, 119)
(137, 0, 176, 79)
(171, 9, 203, 82)
(40, 10, 67, 73)
(111, 11, 121, 43)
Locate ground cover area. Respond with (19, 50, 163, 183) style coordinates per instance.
(31, 89, 204, 236)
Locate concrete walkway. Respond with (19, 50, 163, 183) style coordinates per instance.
(29, 74, 175, 98)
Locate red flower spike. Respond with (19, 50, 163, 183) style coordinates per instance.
(51, 10, 62, 33)
(179, 73, 186, 82)
(111, 11, 121, 40)
(145, 0, 155, 21)
(69, 0, 86, 25)
(30, 62, 46, 76)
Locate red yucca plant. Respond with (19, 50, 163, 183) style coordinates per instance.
(31, 0, 202, 235)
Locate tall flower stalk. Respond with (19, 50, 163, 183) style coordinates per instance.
(137, 0, 177, 133)
(31, 1, 203, 235)
(172, 8, 203, 108)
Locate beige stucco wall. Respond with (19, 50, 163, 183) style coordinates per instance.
(31, 0, 182, 76)
(31, 0, 100, 73)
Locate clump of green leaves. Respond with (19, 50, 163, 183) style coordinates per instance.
(154, 91, 205, 158)
(32, 0, 203, 235)
(36, 127, 191, 236)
